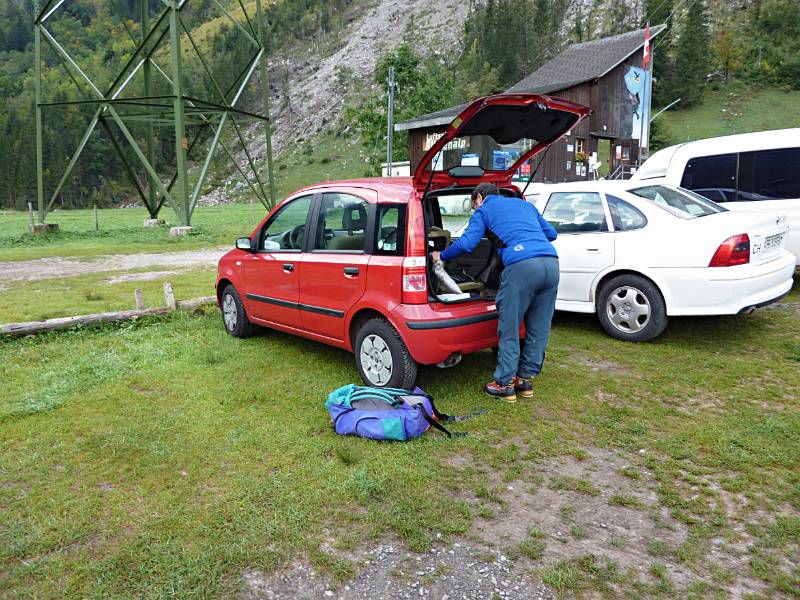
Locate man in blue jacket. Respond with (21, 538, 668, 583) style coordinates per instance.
(432, 182, 560, 402)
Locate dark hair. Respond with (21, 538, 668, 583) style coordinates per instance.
(471, 182, 499, 202)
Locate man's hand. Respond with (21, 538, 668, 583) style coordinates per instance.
(431, 251, 441, 263)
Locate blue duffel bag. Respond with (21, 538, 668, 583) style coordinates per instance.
(325, 384, 462, 441)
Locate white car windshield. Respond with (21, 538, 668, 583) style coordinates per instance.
(629, 185, 726, 219)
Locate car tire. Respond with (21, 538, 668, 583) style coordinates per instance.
(220, 284, 255, 338)
(354, 318, 417, 389)
(597, 275, 668, 342)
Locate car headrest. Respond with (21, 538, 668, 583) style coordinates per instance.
(343, 204, 367, 233)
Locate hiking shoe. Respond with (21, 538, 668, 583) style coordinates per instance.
(485, 381, 516, 402)
(513, 376, 534, 398)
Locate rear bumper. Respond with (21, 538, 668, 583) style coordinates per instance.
(658, 252, 796, 316)
(391, 300, 500, 364)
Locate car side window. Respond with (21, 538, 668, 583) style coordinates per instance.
(542, 192, 607, 233)
(260, 195, 313, 251)
(680, 153, 737, 201)
(737, 147, 800, 201)
(314, 193, 369, 253)
(606, 195, 647, 231)
(375, 204, 406, 255)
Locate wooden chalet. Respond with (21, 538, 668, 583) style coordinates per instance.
(395, 25, 665, 183)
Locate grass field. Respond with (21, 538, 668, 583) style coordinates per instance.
(659, 81, 800, 145)
(1, 83, 800, 598)
(0, 130, 369, 264)
(0, 204, 262, 263)
(1, 277, 798, 597)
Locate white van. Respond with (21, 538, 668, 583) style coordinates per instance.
(632, 129, 800, 264)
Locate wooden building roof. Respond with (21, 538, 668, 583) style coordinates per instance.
(395, 25, 665, 132)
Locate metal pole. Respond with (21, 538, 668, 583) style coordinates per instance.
(650, 97, 682, 123)
(142, 0, 158, 218)
(255, 0, 277, 208)
(34, 0, 45, 225)
(386, 67, 395, 176)
(168, 1, 190, 226)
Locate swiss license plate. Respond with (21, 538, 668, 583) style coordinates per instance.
(764, 233, 784, 250)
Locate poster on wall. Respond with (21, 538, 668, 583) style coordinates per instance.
(622, 66, 650, 147)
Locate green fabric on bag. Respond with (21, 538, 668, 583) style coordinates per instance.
(381, 417, 405, 441)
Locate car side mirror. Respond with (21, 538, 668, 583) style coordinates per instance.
(235, 237, 253, 251)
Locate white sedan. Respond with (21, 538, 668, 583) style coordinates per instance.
(530, 181, 795, 341)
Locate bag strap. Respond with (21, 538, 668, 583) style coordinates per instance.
(414, 405, 467, 438)
(422, 395, 489, 424)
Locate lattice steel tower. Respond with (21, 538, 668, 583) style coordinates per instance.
(33, 0, 276, 228)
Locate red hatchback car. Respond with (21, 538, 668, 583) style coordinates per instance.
(216, 94, 591, 387)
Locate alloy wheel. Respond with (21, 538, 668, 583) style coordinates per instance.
(360, 334, 393, 386)
(606, 286, 651, 334)
(222, 294, 238, 331)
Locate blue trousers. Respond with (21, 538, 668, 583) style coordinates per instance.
(493, 256, 560, 385)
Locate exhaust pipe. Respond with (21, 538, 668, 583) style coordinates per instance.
(436, 352, 462, 368)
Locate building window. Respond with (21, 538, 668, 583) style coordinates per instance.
(575, 138, 586, 155)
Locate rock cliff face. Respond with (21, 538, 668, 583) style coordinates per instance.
(244, 0, 469, 163)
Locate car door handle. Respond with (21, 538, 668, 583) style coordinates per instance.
(343, 267, 360, 276)
(282, 263, 295, 272)
(585, 248, 600, 252)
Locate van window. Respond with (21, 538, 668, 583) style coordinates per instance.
(680, 153, 737, 202)
(737, 148, 800, 201)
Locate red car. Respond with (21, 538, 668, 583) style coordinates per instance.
(216, 94, 591, 387)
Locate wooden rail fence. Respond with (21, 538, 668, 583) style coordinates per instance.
(2, 282, 216, 337)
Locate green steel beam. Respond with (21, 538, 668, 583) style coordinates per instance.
(46, 107, 103, 212)
(142, 0, 158, 218)
(34, 0, 276, 225)
(34, 9, 44, 224)
(105, 7, 170, 98)
(168, 1, 190, 226)
(210, 0, 259, 48)
(179, 15, 227, 104)
(229, 116, 269, 203)
(98, 117, 153, 213)
(34, 0, 60, 24)
(190, 112, 229, 213)
(236, 0, 258, 40)
(218, 135, 270, 208)
(39, 26, 103, 98)
(105, 104, 178, 214)
(255, 0, 277, 207)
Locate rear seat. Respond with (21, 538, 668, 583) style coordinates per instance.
(326, 204, 367, 250)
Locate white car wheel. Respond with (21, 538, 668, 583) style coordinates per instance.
(597, 275, 668, 342)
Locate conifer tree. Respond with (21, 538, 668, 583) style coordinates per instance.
(674, 0, 711, 107)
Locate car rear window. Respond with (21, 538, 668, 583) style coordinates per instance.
(629, 185, 726, 218)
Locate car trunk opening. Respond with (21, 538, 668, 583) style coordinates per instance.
(413, 93, 591, 193)
(411, 94, 589, 306)
(422, 186, 523, 305)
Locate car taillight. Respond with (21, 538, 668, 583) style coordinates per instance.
(402, 199, 428, 304)
(402, 256, 427, 304)
(709, 233, 750, 267)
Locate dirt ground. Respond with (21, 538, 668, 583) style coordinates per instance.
(0, 248, 227, 282)
(234, 447, 768, 599)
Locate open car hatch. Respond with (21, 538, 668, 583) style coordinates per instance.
(412, 94, 592, 192)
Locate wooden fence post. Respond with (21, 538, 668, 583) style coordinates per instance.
(163, 281, 176, 311)
(94, 204, 99, 231)
(134, 289, 145, 310)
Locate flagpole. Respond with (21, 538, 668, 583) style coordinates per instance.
(639, 22, 651, 164)
(644, 32, 654, 160)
